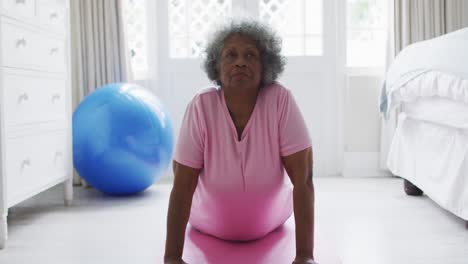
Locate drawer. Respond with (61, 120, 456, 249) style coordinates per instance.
(5, 130, 70, 206)
(1, 19, 66, 72)
(0, 20, 35, 69)
(36, 0, 66, 32)
(1, 0, 35, 20)
(3, 71, 68, 127)
(39, 36, 66, 72)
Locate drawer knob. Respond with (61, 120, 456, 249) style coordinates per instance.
(50, 12, 58, 19)
(16, 38, 27, 47)
(54, 151, 63, 162)
(50, 47, 59, 54)
(52, 93, 61, 101)
(15, 0, 26, 4)
(18, 93, 29, 102)
(20, 159, 31, 168)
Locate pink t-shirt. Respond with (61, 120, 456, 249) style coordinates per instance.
(174, 83, 311, 241)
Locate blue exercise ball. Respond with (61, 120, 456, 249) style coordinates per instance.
(73, 83, 174, 195)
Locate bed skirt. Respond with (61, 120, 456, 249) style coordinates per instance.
(387, 113, 468, 220)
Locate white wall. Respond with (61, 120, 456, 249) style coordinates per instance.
(345, 75, 381, 152)
(343, 74, 390, 177)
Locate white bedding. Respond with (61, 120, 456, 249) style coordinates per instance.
(380, 27, 468, 117)
(402, 97, 468, 129)
(394, 71, 468, 107)
(387, 113, 468, 220)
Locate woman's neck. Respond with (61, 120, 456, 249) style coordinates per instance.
(223, 86, 259, 140)
(223, 85, 259, 109)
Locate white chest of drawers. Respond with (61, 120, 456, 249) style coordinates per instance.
(0, 0, 72, 249)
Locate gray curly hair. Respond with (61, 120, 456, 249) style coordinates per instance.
(202, 20, 286, 87)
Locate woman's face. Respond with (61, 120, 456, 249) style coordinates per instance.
(218, 34, 262, 90)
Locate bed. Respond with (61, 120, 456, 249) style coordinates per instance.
(380, 28, 468, 228)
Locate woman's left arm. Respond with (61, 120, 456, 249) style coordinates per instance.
(282, 147, 316, 264)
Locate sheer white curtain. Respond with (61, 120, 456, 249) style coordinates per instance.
(70, 0, 132, 185)
(380, 0, 468, 170)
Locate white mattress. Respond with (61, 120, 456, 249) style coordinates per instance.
(387, 113, 468, 220)
(402, 97, 468, 129)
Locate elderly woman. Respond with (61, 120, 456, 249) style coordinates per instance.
(164, 20, 317, 264)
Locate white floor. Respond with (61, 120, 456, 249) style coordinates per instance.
(0, 177, 467, 264)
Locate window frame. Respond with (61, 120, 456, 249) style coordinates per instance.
(165, 0, 325, 59)
(345, 0, 388, 75)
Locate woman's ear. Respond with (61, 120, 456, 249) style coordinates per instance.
(215, 62, 222, 86)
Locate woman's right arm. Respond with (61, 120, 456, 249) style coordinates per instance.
(164, 161, 201, 264)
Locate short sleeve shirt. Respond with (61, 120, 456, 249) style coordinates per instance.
(173, 83, 312, 240)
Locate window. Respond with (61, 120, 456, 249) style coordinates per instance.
(167, 0, 323, 58)
(259, 0, 322, 56)
(168, 0, 232, 58)
(347, 0, 387, 68)
(122, 0, 149, 79)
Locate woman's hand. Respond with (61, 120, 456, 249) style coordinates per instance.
(164, 257, 188, 264)
(292, 256, 318, 264)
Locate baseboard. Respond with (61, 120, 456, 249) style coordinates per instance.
(155, 167, 175, 184)
(343, 152, 392, 177)
(157, 175, 173, 184)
